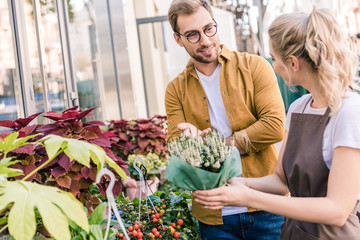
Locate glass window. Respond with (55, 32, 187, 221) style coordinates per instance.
(0, 1, 23, 121)
(67, 0, 104, 121)
(23, 0, 68, 116)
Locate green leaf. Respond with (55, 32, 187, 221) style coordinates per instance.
(42, 135, 64, 160)
(0, 157, 23, 179)
(170, 193, 184, 205)
(89, 202, 106, 225)
(1, 132, 19, 151)
(89, 225, 103, 240)
(0, 181, 89, 240)
(0, 132, 39, 155)
(104, 156, 127, 181)
(41, 135, 126, 179)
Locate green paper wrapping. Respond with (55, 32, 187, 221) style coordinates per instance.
(165, 147, 242, 191)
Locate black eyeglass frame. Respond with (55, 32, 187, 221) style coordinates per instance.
(175, 20, 218, 44)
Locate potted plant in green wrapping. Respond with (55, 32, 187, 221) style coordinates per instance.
(125, 153, 165, 200)
(0, 131, 127, 240)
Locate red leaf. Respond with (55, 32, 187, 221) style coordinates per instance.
(64, 106, 79, 112)
(89, 137, 111, 147)
(112, 181, 122, 196)
(97, 184, 105, 198)
(70, 163, 82, 172)
(79, 178, 92, 189)
(62, 110, 80, 120)
(0, 120, 15, 128)
(83, 120, 105, 127)
(81, 166, 91, 179)
(49, 128, 68, 136)
(138, 139, 150, 150)
(11, 144, 35, 154)
(84, 126, 102, 133)
(137, 123, 154, 130)
(89, 167, 97, 181)
(103, 131, 118, 138)
(70, 179, 80, 192)
(57, 176, 72, 188)
(15, 164, 37, 181)
(74, 173, 83, 181)
(51, 166, 67, 178)
(15, 112, 42, 128)
(58, 154, 74, 171)
(42, 111, 64, 121)
(83, 131, 98, 140)
(118, 132, 130, 141)
(18, 125, 38, 137)
(139, 132, 148, 138)
(77, 106, 97, 120)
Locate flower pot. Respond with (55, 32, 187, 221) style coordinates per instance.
(125, 176, 159, 200)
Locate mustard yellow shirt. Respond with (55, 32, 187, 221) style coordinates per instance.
(165, 45, 285, 225)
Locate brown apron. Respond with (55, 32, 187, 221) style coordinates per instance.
(281, 98, 360, 239)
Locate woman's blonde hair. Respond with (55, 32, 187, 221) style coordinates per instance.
(268, 8, 359, 113)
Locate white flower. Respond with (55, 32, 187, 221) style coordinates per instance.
(168, 129, 233, 173)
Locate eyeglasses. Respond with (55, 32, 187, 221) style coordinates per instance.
(175, 22, 217, 44)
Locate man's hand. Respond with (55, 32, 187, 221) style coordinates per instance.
(177, 123, 211, 137)
(226, 136, 246, 154)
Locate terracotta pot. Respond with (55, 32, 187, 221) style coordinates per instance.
(125, 176, 159, 200)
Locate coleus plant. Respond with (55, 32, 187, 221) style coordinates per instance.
(0, 132, 127, 240)
(0, 107, 128, 213)
(107, 115, 168, 162)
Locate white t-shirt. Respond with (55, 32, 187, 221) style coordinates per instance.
(284, 92, 360, 199)
(195, 63, 248, 215)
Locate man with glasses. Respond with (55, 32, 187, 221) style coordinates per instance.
(165, 0, 286, 239)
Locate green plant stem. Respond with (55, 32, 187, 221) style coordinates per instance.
(21, 150, 63, 181)
(0, 224, 8, 234)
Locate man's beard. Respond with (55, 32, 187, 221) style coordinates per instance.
(185, 44, 219, 64)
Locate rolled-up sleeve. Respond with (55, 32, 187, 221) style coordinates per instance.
(165, 81, 185, 142)
(235, 57, 285, 154)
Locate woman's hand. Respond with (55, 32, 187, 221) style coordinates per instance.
(193, 177, 250, 209)
(177, 122, 211, 137)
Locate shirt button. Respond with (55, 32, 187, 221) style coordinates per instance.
(206, 120, 209, 123)
(203, 96, 206, 99)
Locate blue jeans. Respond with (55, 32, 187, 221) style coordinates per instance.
(199, 211, 284, 240)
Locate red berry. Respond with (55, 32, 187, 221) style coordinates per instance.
(152, 228, 157, 233)
(128, 226, 134, 232)
(148, 233, 153, 237)
(162, 204, 166, 209)
(154, 231, 160, 237)
(137, 232, 143, 238)
(155, 213, 161, 219)
(132, 230, 138, 237)
(174, 232, 180, 238)
(171, 223, 176, 228)
(177, 219, 184, 226)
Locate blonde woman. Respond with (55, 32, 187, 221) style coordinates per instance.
(194, 8, 360, 239)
